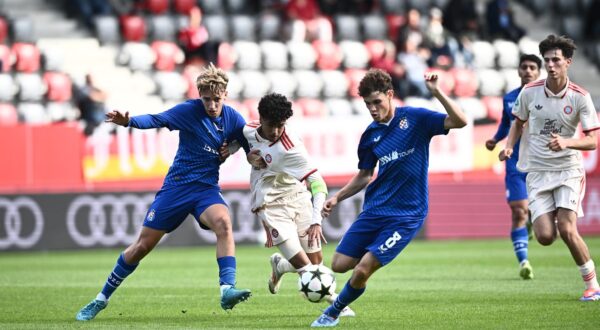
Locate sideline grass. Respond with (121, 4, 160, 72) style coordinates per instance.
(1, 237, 599, 329)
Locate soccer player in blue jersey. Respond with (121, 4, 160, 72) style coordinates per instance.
(311, 69, 467, 327)
(75, 63, 251, 321)
(485, 54, 541, 280)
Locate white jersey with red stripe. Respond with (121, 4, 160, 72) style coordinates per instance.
(512, 78, 600, 172)
(243, 121, 317, 211)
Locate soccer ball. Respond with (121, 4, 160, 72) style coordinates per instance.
(298, 264, 336, 303)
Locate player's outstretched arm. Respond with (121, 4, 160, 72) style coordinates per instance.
(499, 117, 525, 161)
(548, 130, 598, 151)
(322, 168, 373, 218)
(105, 110, 130, 127)
(424, 73, 467, 129)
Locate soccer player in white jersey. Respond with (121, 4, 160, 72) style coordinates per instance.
(241, 93, 354, 316)
(500, 35, 600, 301)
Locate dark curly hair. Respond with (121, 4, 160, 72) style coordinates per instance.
(539, 34, 577, 59)
(358, 69, 394, 98)
(519, 54, 542, 70)
(258, 93, 294, 124)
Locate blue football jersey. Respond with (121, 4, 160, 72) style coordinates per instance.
(128, 99, 247, 187)
(493, 86, 522, 174)
(358, 107, 447, 218)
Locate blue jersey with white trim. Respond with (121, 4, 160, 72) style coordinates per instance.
(358, 107, 447, 218)
(493, 86, 522, 174)
(128, 99, 247, 187)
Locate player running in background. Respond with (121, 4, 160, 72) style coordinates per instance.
(485, 54, 541, 280)
(499, 35, 600, 301)
(311, 69, 467, 327)
(75, 63, 251, 321)
(241, 93, 354, 316)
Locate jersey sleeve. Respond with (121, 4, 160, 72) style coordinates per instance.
(580, 93, 600, 133)
(357, 130, 377, 170)
(511, 90, 529, 122)
(411, 107, 447, 137)
(493, 95, 512, 141)
(284, 145, 317, 181)
(129, 102, 191, 131)
(227, 110, 250, 153)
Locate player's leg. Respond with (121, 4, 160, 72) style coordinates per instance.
(507, 171, 533, 279)
(527, 171, 558, 246)
(269, 238, 313, 294)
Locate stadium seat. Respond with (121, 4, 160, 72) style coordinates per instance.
(173, 0, 197, 14)
(204, 15, 230, 42)
(406, 0, 432, 14)
(345, 69, 368, 98)
(233, 41, 261, 70)
(46, 102, 76, 122)
(12, 43, 41, 73)
(554, 0, 579, 15)
(227, 0, 257, 14)
(457, 97, 486, 120)
(288, 42, 317, 70)
(0, 45, 11, 72)
(15, 73, 46, 102)
(312, 40, 342, 70)
(324, 98, 353, 117)
(154, 71, 188, 101)
(230, 15, 256, 42)
(385, 15, 405, 42)
(145, 0, 169, 14)
(239, 70, 270, 99)
(43, 72, 72, 102)
(94, 15, 120, 45)
(226, 99, 250, 120)
(339, 41, 369, 69)
(403, 97, 436, 111)
(501, 68, 521, 92)
(0, 103, 18, 125)
(320, 70, 348, 98)
(297, 98, 327, 117)
(18, 102, 49, 124)
(351, 97, 370, 116)
(129, 71, 157, 95)
(451, 68, 478, 97)
(182, 66, 200, 98)
(118, 42, 156, 71)
(493, 40, 519, 69)
(149, 15, 177, 41)
(120, 15, 147, 42)
(518, 37, 539, 56)
(560, 17, 583, 41)
(471, 40, 495, 69)
(199, 0, 226, 15)
(364, 39, 386, 64)
(334, 15, 361, 41)
(261, 41, 288, 70)
(224, 70, 243, 100)
(243, 98, 260, 120)
(265, 70, 297, 98)
(258, 13, 282, 41)
(380, 0, 406, 14)
(294, 70, 323, 99)
(424, 67, 454, 96)
(361, 15, 388, 40)
(481, 96, 503, 123)
(0, 74, 17, 101)
(40, 47, 64, 72)
(217, 42, 236, 71)
(0, 16, 8, 44)
(151, 41, 184, 71)
(478, 69, 505, 97)
(11, 17, 34, 43)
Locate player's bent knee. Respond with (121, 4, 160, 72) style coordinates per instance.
(211, 216, 233, 236)
(536, 234, 555, 246)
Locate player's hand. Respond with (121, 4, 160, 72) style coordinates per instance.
(218, 141, 230, 163)
(321, 196, 338, 218)
(247, 149, 267, 169)
(105, 110, 130, 126)
(307, 224, 327, 248)
(424, 72, 440, 94)
(499, 148, 513, 161)
(547, 132, 569, 151)
(485, 139, 497, 151)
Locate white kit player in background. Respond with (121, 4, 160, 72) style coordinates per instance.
(500, 34, 600, 301)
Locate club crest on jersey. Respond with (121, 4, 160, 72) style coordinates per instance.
(399, 117, 409, 130)
(563, 105, 573, 115)
(265, 154, 272, 163)
(271, 228, 279, 238)
(146, 209, 156, 221)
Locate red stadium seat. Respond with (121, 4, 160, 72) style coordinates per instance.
(174, 0, 197, 14)
(182, 65, 200, 99)
(226, 100, 250, 120)
(312, 40, 342, 70)
(425, 67, 455, 96)
(120, 15, 147, 42)
(243, 98, 260, 121)
(345, 69, 367, 98)
(451, 68, 478, 98)
(12, 43, 41, 73)
(364, 39, 386, 64)
(145, 0, 169, 14)
(217, 42, 236, 71)
(0, 103, 18, 125)
(385, 15, 405, 42)
(482, 96, 504, 123)
(43, 72, 72, 102)
(0, 17, 8, 44)
(151, 41, 184, 71)
(297, 98, 327, 118)
(0, 45, 11, 72)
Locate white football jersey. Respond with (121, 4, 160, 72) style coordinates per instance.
(512, 79, 600, 172)
(243, 121, 317, 211)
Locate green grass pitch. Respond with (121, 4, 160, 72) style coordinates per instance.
(1, 237, 599, 329)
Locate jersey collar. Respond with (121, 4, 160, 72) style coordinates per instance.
(544, 78, 569, 99)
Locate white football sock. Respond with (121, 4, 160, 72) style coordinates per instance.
(579, 260, 600, 290)
(276, 257, 296, 274)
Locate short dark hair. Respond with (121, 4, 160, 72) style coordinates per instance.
(258, 93, 294, 124)
(358, 69, 394, 97)
(539, 34, 577, 59)
(519, 54, 542, 70)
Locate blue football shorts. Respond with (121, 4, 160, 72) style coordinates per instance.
(142, 182, 227, 232)
(335, 212, 424, 266)
(505, 170, 528, 202)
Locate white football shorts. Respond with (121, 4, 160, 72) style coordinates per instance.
(526, 168, 586, 222)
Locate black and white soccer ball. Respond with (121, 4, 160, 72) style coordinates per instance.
(298, 264, 336, 303)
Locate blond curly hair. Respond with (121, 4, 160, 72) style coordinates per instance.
(196, 62, 229, 95)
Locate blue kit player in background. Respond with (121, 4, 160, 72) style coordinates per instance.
(485, 54, 541, 280)
(75, 63, 251, 321)
(311, 69, 467, 327)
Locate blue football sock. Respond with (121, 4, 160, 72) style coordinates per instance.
(217, 256, 236, 286)
(324, 281, 365, 318)
(511, 226, 529, 264)
(101, 253, 138, 300)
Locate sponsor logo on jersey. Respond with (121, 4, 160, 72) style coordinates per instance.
(379, 148, 415, 166)
(203, 144, 219, 155)
(539, 119, 563, 136)
(563, 105, 573, 115)
(146, 209, 155, 222)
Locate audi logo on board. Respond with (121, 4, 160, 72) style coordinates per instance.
(0, 197, 44, 249)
